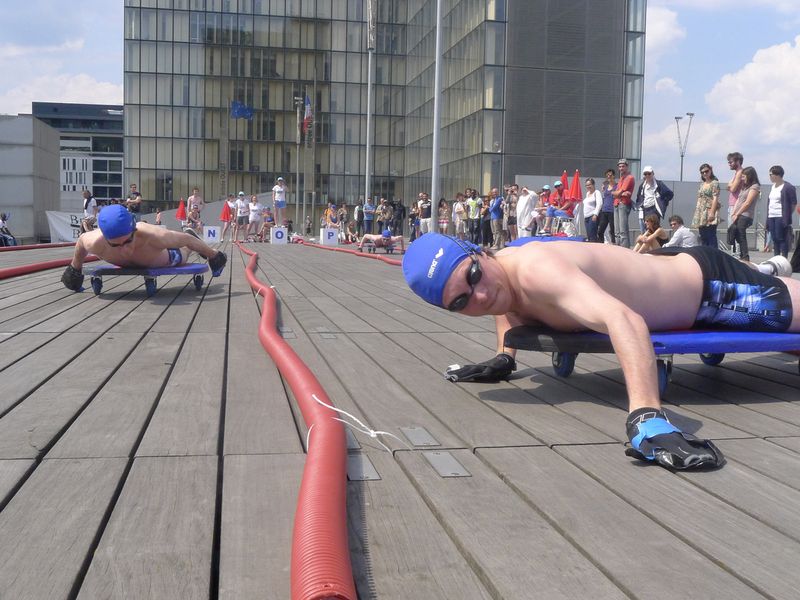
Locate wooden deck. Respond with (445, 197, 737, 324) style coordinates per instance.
(1, 242, 799, 600)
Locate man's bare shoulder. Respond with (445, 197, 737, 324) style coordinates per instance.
(78, 229, 105, 251)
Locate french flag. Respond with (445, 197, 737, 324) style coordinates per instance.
(302, 95, 313, 135)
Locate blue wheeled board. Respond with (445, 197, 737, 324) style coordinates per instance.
(504, 325, 800, 396)
(86, 263, 208, 297)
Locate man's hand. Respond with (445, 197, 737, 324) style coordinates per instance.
(444, 353, 516, 383)
(625, 408, 725, 470)
(61, 265, 84, 292)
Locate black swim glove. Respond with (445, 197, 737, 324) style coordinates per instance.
(444, 353, 516, 383)
(208, 251, 227, 277)
(61, 265, 84, 292)
(625, 407, 725, 470)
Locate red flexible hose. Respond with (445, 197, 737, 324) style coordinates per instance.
(236, 243, 356, 600)
(0, 256, 99, 281)
(0, 242, 76, 252)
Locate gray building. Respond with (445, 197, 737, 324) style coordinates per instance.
(123, 0, 644, 210)
(0, 115, 60, 242)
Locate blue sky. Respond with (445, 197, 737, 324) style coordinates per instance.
(1, 1, 799, 183)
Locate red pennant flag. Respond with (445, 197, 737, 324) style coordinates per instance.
(560, 171, 570, 199)
(569, 169, 582, 202)
(175, 198, 187, 221)
(219, 200, 231, 222)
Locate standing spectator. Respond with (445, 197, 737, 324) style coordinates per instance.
(187, 186, 204, 216)
(392, 200, 406, 236)
(324, 201, 339, 228)
(766, 165, 797, 258)
(663, 215, 697, 248)
(221, 193, 236, 241)
(363, 197, 376, 235)
(438, 198, 450, 235)
(248, 194, 264, 240)
(728, 166, 761, 261)
(583, 178, 602, 242)
(0, 213, 17, 246)
(380, 198, 394, 234)
(597, 169, 616, 244)
(505, 187, 518, 242)
(612, 159, 635, 247)
(417, 193, 433, 235)
(125, 183, 142, 221)
(81, 190, 98, 234)
(155, 208, 162, 226)
(234, 191, 250, 242)
(516, 186, 538, 238)
(453, 193, 467, 240)
(272, 176, 289, 228)
(353, 199, 364, 237)
(488, 188, 504, 248)
(465, 189, 480, 244)
(726, 151, 744, 229)
(408, 203, 419, 241)
(480, 196, 493, 248)
(375, 198, 387, 233)
(635, 166, 673, 228)
(304, 214, 313, 235)
(337, 203, 349, 239)
(792, 200, 800, 272)
(692, 163, 721, 248)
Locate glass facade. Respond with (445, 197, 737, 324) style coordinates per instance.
(124, 0, 643, 209)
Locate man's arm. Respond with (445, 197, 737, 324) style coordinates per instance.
(71, 237, 89, 270)
(727, 170, 742, 193)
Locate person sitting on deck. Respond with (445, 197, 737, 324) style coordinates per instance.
(61, 204, 226, 291)
(402, 233, 800, 471)
(358, 229, 405, 254)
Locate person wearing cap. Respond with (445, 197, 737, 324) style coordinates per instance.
(233, 191, 250, 242)
(272, 176, 289, 226)
(634, 166, 673, 233)
(532, 185, 551, 234)
(61, 204, 227, 291)
(402, 233, 800, 470)
(542, 180, 578, 234)
(613, 159, 635, 248)
(358, 228, 405, 253)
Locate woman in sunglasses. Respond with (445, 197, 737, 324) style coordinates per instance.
(403, 232, 800, 471)
(61, 204, 226, 291)
(692, 163, 720, 247)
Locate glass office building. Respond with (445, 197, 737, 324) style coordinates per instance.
(123, 0, 644, 209)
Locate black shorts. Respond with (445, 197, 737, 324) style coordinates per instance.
(237, 215, 248, 226)
(651, 246, 793, 332)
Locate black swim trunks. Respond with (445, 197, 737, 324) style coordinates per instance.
(167, 248, 182, 267)
(651, 246, 792, 332)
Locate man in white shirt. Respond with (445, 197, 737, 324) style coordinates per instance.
(248, 195, 264, 240)
(81, 190, 98, 234)
(272, 176, 289, 226)
(663, 215, 697, 248)
(515, 186, 539, 238)
(234, 191, 250, 242)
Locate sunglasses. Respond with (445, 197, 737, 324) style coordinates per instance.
(447, 255, 482, 312)
(700, 169, 710, 175)
(107, 230, 136, 247)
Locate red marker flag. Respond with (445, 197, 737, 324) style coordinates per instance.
(569, 169, 582, 202)
(175, 198, 187, 221)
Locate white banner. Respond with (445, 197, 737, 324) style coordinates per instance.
(46, 211, 83, 242)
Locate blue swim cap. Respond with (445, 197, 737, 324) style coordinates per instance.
(98, 204, 135, 240)
(402, 233, 480, 307)
(382, 229, 392, 238)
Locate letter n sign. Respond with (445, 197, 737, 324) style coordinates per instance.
(203, 226, 220, 243)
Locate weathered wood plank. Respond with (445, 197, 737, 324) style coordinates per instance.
(224, 333, 302, 455)
(77, 456, 217, 600)
(105, 276, 189, 334)
(0, 331, 58, 371)
(767, 436, 800, 454)
(348, 452, 493, 599)
(395, 450, 628, 600)
(478, 446, 763, 599)
(715, 438, 800, 491)
(0, 457, 127, 600)
(47, 333, 184, 459)
(0, 459, 33, 501)
(137, 332, 225, 457)
(0, 332, 142, 459)
(218, 453, 304, 600)
(558, 443, 800, 600)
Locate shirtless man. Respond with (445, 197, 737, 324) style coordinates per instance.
(61, 204, 227, 291)
(358, 229, 405, 253)
(402, 233, 799, 470)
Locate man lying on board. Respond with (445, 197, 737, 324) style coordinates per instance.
(358, 229, 406, 253)
(61, 204, 226, 291)
(402, 233, 798, 470)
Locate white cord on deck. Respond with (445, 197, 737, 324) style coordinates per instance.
(310, 393, 411, 453)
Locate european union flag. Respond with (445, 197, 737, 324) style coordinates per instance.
(230, 100, 253, 120)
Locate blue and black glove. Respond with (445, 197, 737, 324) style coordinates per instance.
(444, 353, 516, 383)
(625, 407, 725, 470)
(208, 250, 227, 277)
(61, 265, 84, 292)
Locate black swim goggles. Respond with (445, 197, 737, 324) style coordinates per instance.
(446, 243, 483, 312)
(107, 229, 136, 247)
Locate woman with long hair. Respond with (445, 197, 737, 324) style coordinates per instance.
(633, 213, 668, 253)
(692, 163, 720, 247)
(728, 166, 760, 261)
(437, 198, 450, 234)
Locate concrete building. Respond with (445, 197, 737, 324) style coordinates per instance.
(0, 115, 60, 242)
(123, 0, 644, 210)
(32, 102, 125, 214)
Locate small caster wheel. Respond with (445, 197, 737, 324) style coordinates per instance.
(699, 352, 725, 366)
(657, 359, 672, 397)
(91, 277, 102, 295)
(193, 274, 204, 290)
(552, 352, 577, 378)
(144, 277, 157, 297)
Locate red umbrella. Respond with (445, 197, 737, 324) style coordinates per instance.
(569, 169, 582, 202)
(219, 200, 231, 222)
(560, 171, 570, 198)
(175, 198, 186, 221)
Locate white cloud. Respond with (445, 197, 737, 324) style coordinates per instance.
(645, 6, 686, 73)
(654, 77, 682, 95)
(0, 38, 84, 60)
(651, 0, 798, 12)
(0, 74, 122, 115)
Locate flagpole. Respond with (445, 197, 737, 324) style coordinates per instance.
(307, 68, 317, 233)
(365, 0, 376, 208)
(430, 0, 444, 205)
(295, 94, 302, 227)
